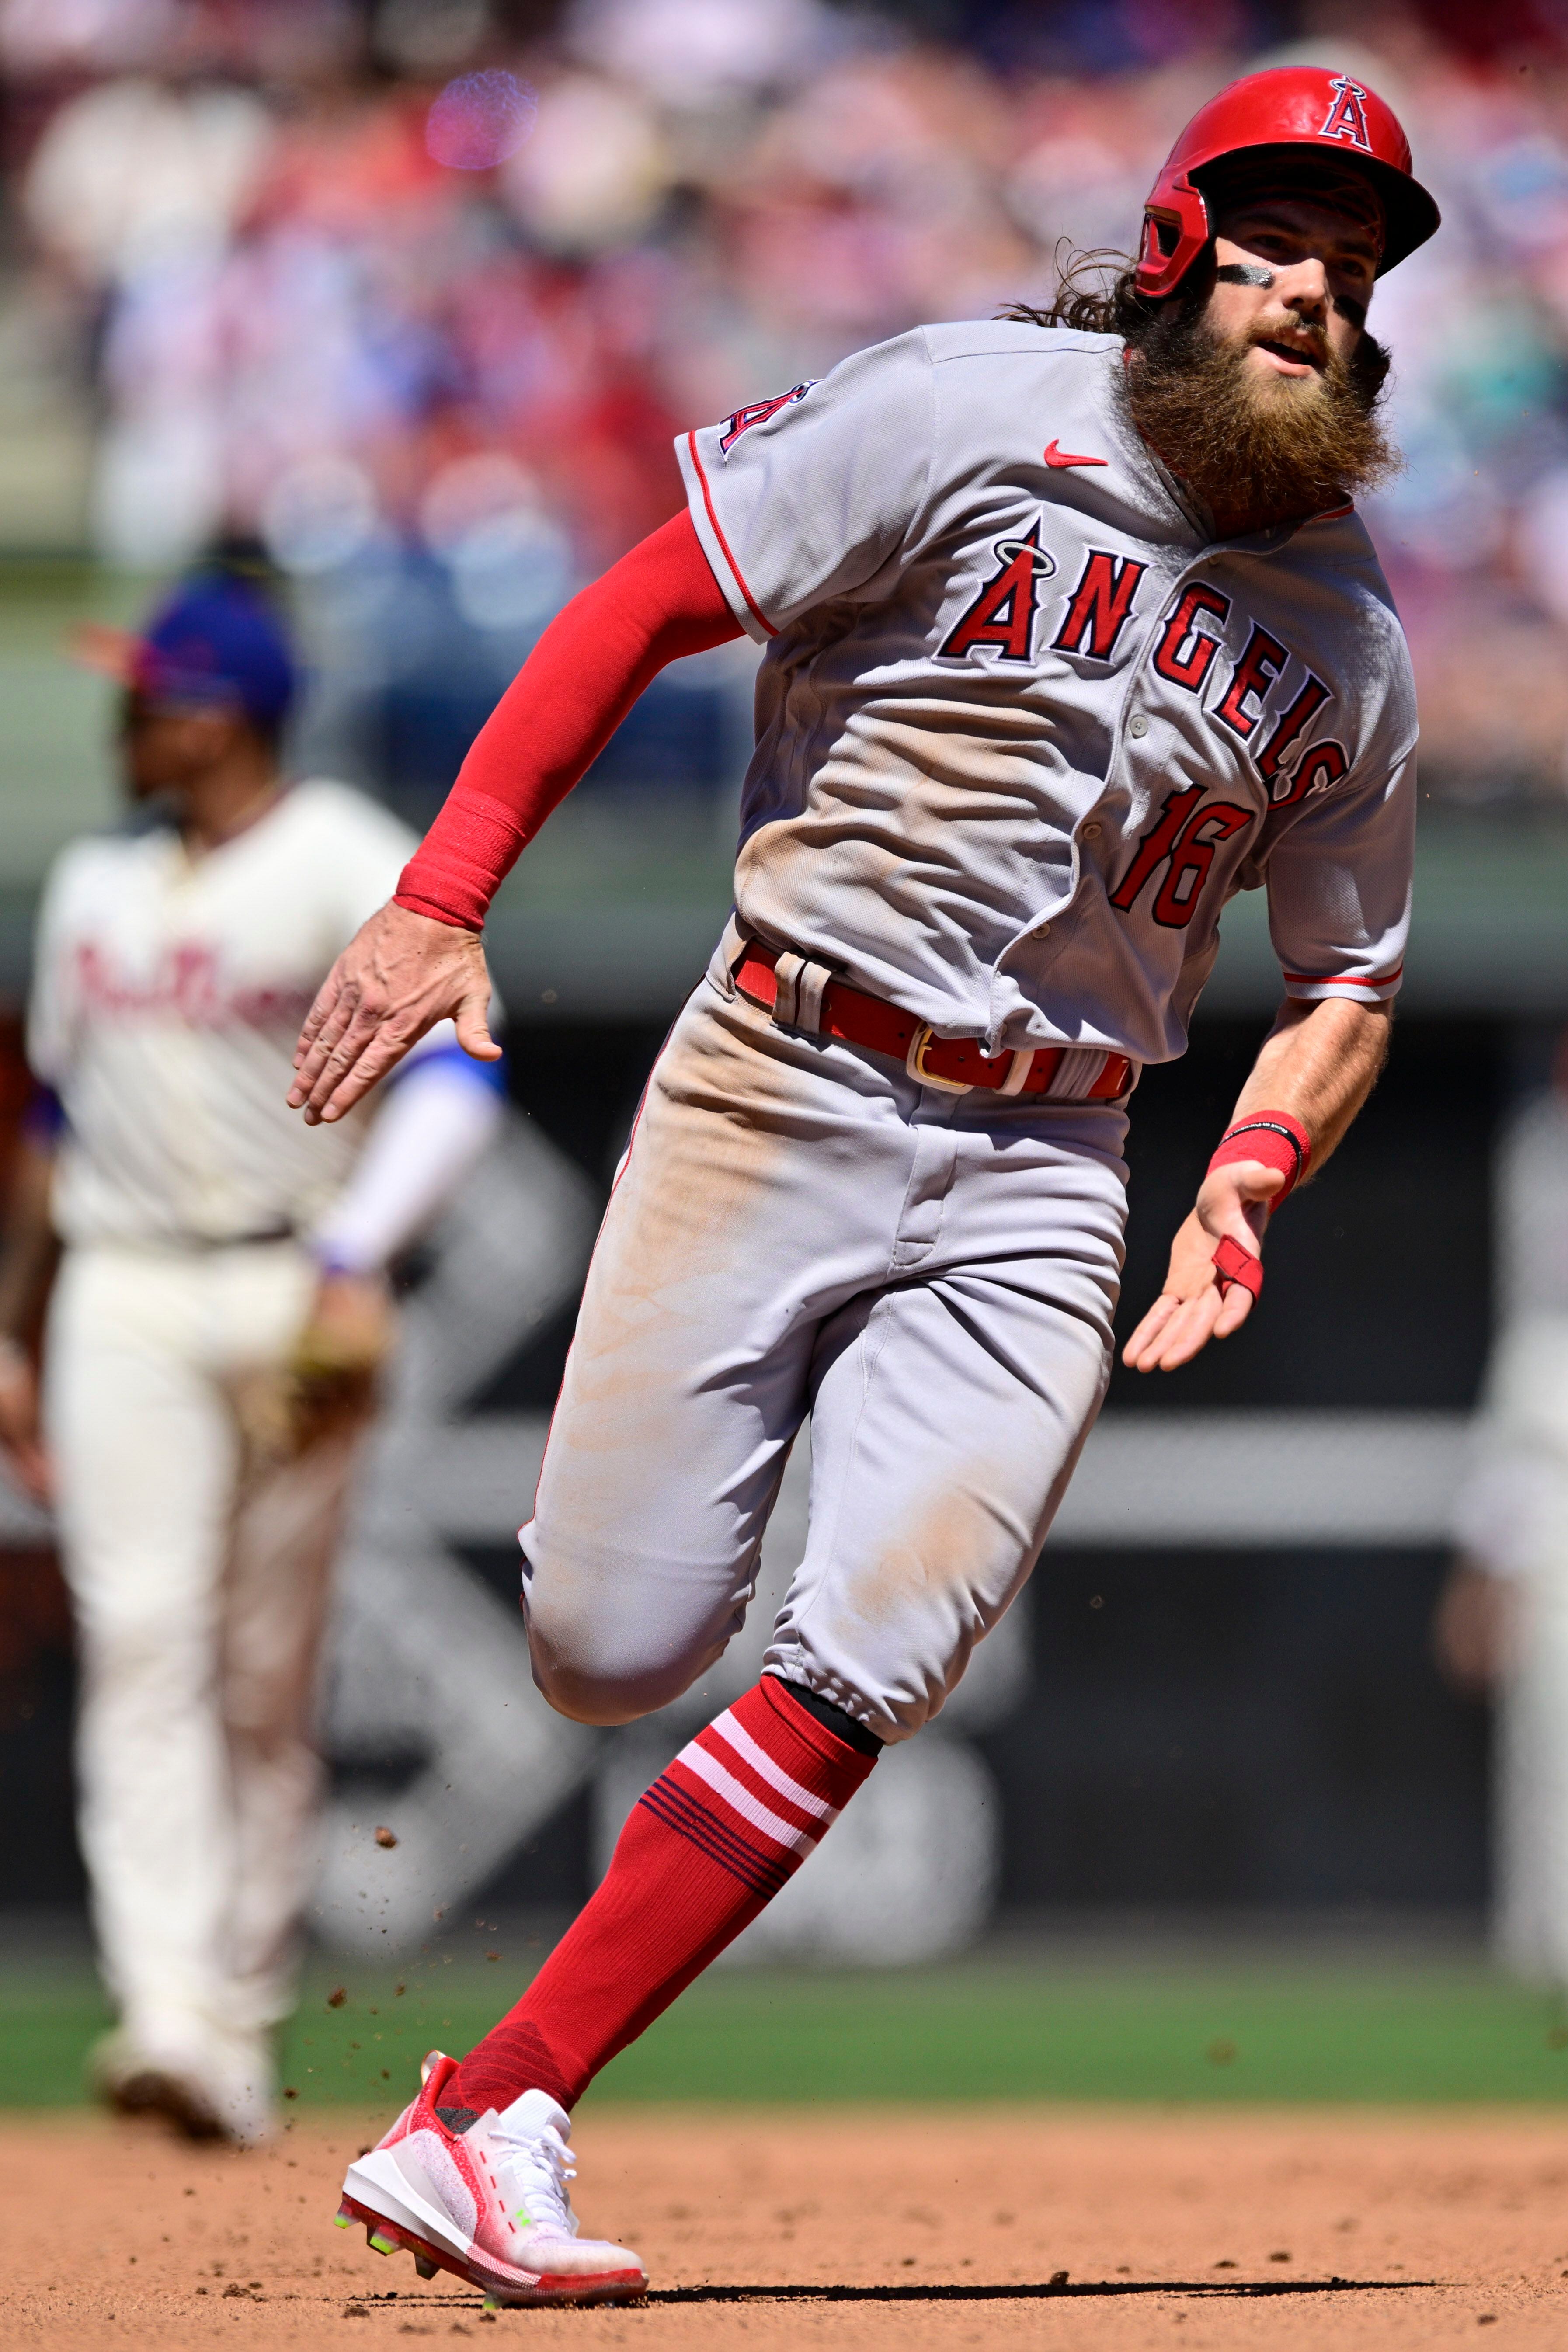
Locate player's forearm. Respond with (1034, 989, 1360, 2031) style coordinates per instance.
(1228, 996, 1390, 1176)
(394, 512, 741, 932)
(1124, 997, 1389, 1373)
(0, 1136, 60, 1346)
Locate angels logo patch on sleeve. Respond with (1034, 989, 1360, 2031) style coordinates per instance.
(719, 382, 817, 456)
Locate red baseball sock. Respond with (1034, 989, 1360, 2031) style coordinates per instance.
(441, 1678, 878, 2119)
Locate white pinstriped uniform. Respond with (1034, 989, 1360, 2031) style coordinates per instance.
(28, 781, 479, 2098)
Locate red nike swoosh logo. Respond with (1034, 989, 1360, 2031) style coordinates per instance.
(1043, 440, 1107, 469)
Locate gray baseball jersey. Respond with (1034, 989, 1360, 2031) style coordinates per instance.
(677, 320, 1415, 1069)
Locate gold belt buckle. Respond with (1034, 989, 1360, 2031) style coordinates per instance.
(904, 1022, 973, 1094)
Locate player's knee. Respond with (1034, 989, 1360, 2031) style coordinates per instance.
(528, 1641, 704, 1727)
(73, 1588, 212, 1709)
(75, 1581, 202, 1657)
(530, 1661, 650, 1727)
(524, 1595, 712, 1727)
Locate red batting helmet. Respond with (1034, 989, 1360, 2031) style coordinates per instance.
(1134, 65, 1440, 301)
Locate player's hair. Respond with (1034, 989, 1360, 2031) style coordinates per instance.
(1001, 245, 1203, 344)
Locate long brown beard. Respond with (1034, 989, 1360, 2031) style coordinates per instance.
(1120, 306, 1400, 528)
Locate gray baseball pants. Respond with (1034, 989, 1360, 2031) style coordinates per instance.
(520, 957, 1130, 1743)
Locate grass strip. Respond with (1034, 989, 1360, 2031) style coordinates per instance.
(4, 1956, 1568, 2110)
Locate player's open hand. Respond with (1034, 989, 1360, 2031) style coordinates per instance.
(1432, 1559, 1516, 1695)
(288, 901, 501, 1125)
(1120, 1160, 1285, 1374)
(0, 1344, 51, 1505)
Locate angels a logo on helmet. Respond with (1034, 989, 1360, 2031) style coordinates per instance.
(1319, 76, 1374, 153)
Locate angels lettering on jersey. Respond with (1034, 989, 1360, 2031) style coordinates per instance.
(939, 525, 1348, 933)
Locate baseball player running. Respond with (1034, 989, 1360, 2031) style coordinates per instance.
(288, 67, 1435, 2305)
(0, 569, 506, 2144)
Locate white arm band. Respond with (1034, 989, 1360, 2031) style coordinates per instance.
(310, 1052, 505, 1275)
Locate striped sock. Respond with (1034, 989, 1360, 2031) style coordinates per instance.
(444, 1677, 878, 2116)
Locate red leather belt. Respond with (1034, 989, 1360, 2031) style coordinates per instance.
(734, 943, 1133, 1101)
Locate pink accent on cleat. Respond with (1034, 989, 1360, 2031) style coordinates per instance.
(334, 2051, 647, 2309)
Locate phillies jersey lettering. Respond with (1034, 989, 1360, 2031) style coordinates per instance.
(677, 320, 1415, 1068)
(70, 939, 315, 1030)
(29, 781, 457, 1247)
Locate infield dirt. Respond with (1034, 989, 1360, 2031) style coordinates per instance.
(8, 2105, 1568, 2349)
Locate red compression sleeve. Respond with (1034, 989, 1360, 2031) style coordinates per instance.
(395, 509, 742, 930)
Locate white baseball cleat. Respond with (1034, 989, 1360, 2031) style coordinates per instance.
(335, 2051, 647, 2308)
(90, 2022, 276, 2147)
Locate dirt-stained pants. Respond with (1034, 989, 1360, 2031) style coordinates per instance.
(521, 970, 1129, 1744)
(45, 1240, 372, 2053)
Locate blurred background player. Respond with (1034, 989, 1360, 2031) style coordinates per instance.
(1438, 1037, 1568, 1989)
(0, 563, 506, 2144)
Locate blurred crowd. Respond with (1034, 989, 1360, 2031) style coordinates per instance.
(4, 0, 1568, 803)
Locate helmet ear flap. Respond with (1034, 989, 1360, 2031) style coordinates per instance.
(1134, 170, 1212, 300)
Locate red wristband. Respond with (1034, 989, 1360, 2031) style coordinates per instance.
(1206, 1109, 1311, 1203)
(394, 783, 525, 932)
